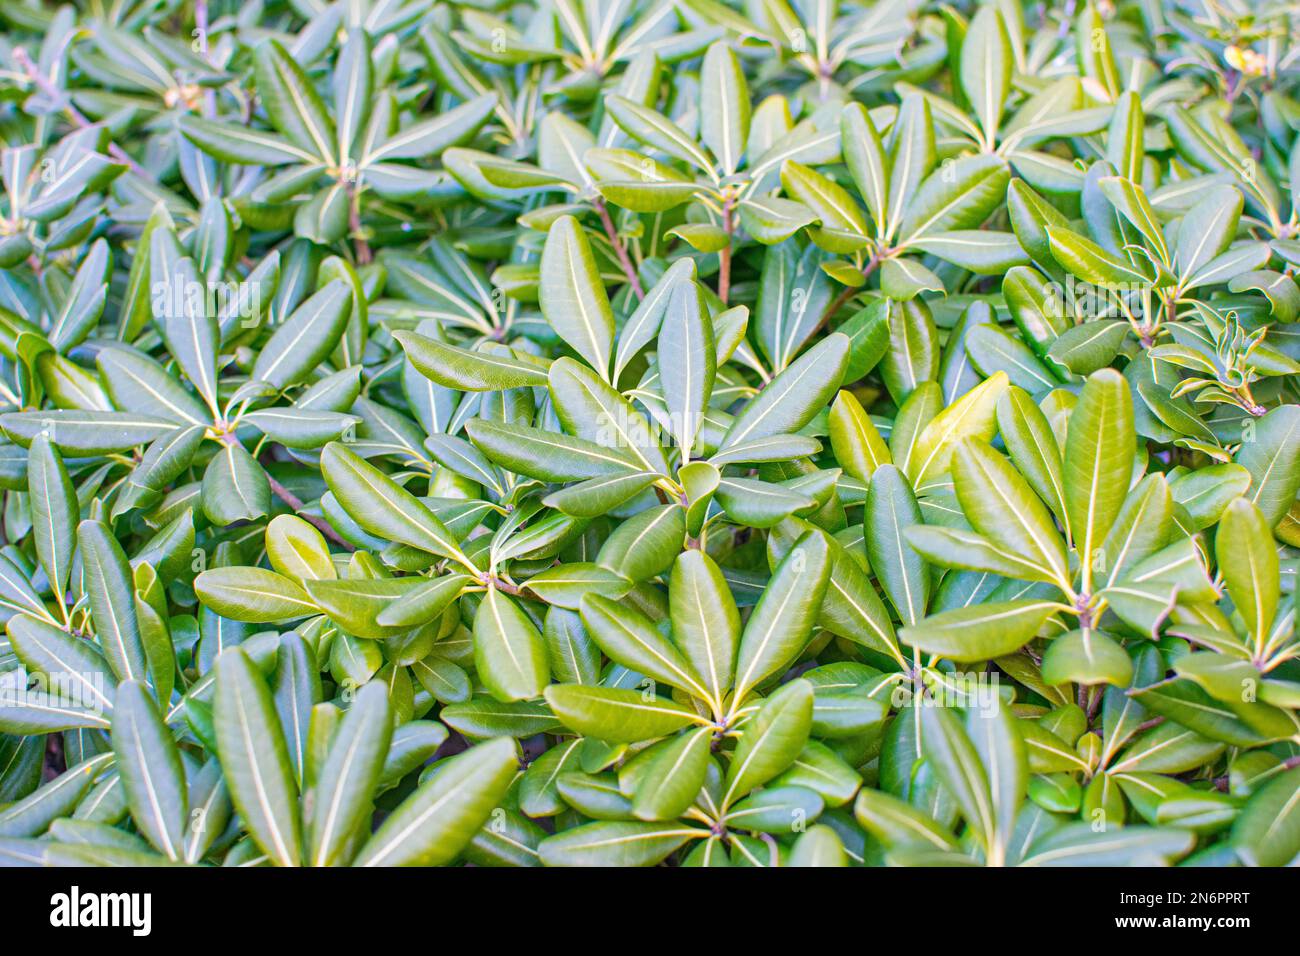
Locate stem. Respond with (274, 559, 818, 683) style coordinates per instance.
(14, 47, 150, 180)
(718, 199, 735, 305)
(348, 183, 373, 265)
(264, 472, 355, 551)
(594, 199, 643, 300)
(483, 574, 524, 596)
(218, 432, 353, 550)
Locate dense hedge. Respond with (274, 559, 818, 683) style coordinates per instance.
(0, 0, 1298, 867)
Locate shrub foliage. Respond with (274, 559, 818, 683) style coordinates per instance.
(0, 0, 1298, 868)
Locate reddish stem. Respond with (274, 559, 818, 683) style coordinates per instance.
(718, 200, 734, 305)
(349, 184, 373, 265)
(217, 432, 354, 550)
(595, 199, 643, 300)
(14, 47, 150, 180)
(265, 472, 355, 551)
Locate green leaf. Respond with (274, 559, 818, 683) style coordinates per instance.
(543, 684, 700, 743)
(321, 442, 472, 569)
(1215, 498, 1279, 651)
(468, 419, 644, 483)
(631, 727, 712, 821)
(668, 549, 739, 711)
(254, 40, 338, 163)
(1231, 766, 1300, 867)
(720, 333, 848, 451)
(1064, 369, 1134, 593)
(658, 277, 714, 459)
(960, 6, 1011, 147)
(865, 465, 930, 625)
(111, 680, 187, 860)
(952, 438, 1070, 586)
(901, 599, 1061, 661)
(0, 754, 112, 838)
(474, 588, 550, 703)
(605, 96, 714, 175)
(1046, 321, 1130, 376)
(195, 566, 317, 623)
(79, 519, 149, 684)
(6, 613, 116, 716)
(1021, 823, 1193, 866)
(539, 820, 699, 867)
(308, 681, 393, 867)
(919, 704, 998, 859)
(910, 371, 1009, 490)
(156, 254, 220, 416)
(699, 40, 750, 176)
(27, 434, 76, 606)
(251, 280, 351, 390)
(364, 93, 497, 163)
(1040, 629, 1134, 687)
(734, 532, 830, 700)
(540, 216, 616, 380)
(213, 648, 302, 867)
(202, 441, 271, 526)
(899, 155, 1010, 243)
(549, 356, 670, 475)
(841, 102, 890, 238)
(1236, 405, 1300, 528)
(355, 736, 518, 867)
(396, 332, 549, 391)
(828, 393, 889, 487)
(1046, 226, 1150, 286)
(180, 116, 317, 165)
(723, 679, 814, 807)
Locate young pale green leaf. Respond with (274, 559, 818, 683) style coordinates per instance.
(1215, 498, 1279, 652)
(900, 599, 1062, 662)
(543, 684, 701, 743)
(828, 390, 891, 480)
(631, 727, 713, 821)
(539, 820, 700, 867)
(952, 438, 1070, 588)
(723, 679, 814, 807)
